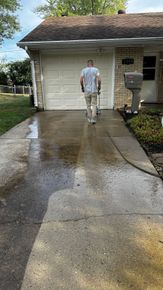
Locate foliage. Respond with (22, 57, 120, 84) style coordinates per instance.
(0, 93, 35, 135)
(0, 0, 20, 42)
(7, 58, 32, 85)
(141, 107, 163, 115)
(34, 0, 127, 17)
(0, 59, 32, 86)
(0, 59, 9, 85)
(0, 71, 8, 85)
(127, 112, 163, 145)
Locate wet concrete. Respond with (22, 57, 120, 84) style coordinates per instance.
(0, 110, 163, 290)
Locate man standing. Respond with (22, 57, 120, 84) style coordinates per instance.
(80, 59, 101, 124)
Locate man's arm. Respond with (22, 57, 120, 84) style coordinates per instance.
(97, 75, 101, 94)
(80, 76, 85, 92)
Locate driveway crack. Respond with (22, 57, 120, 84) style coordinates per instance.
(0, 212, 163, 225)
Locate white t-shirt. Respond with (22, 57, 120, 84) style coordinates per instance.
(81, 67, 100, 93)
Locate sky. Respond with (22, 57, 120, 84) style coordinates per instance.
(1, 0, 163, 63)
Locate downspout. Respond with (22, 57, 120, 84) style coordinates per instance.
(25, 46, 38, 107)
(31, 60, 38, 107)
(111, 48, 116, 110)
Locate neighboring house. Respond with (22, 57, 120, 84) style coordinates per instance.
(17, 12, 163, 110)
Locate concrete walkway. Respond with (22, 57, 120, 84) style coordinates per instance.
(0, 110, 163, 290)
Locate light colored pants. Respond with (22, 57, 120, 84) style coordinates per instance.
(85, 93, 97, 120)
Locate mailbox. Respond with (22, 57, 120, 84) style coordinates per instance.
(124, 72, 143, 113)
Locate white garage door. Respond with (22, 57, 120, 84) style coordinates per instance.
(41, 53, 114, 110)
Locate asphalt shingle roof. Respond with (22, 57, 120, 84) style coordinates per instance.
(20, 13, 163, 42)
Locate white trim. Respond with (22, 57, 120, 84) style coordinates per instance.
(39, 54, 46, 110)
(31, 60, 38, 107)
(17, 37, 163, 48)
(40, 47, 114, 55)
(142, 52, 159, 102)
(111, 49, 115, 109)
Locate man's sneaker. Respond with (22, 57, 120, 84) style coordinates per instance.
(87, 118, 91, 123)
(91, 118, 96, 124)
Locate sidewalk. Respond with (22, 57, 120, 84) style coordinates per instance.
(96, 110, 159, 177)
(0, 119, 31, 194)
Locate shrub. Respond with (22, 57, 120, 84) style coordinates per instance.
(127, 113, 163, 145)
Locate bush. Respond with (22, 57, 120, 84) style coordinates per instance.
(127, 113, 163, 145)
(142, 108, 163, 115)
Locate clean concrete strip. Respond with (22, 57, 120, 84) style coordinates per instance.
(21, 215, 163, 290)
(0, 118, 33, 193)
(0, 118, 31, 139)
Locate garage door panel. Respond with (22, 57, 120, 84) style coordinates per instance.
(100, 100, 109, 107)
(46, 98, 86, 110)
(42, 53, 113, 110)
(61, 79, 79, 85)
(43, 72, 60, 80)
(61, 87, 79, 94)
(47, 92, 81, 99)
(45, 58, 61, 66)
(101, 79, 110, 85)
(45, 74, 79, 82)
(45, 86, 62, 94)
(47, 86, 80, 94)
(61, 71, 78, 79)
(101, 86, 111, 92)
(100, 69, 110, 74)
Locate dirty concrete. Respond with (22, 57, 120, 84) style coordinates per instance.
(0, 110, 163, 290)
(0, 138, 30, 194)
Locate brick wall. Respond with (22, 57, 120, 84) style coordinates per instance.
(114, 47, 144, 108)
(30, 51, 44, 110)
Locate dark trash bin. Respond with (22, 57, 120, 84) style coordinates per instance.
(29, 93, 35, 107)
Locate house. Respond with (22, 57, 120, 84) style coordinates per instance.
(17, 12, 163, 110)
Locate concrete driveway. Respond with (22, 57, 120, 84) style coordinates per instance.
(0, 110, 163, 290)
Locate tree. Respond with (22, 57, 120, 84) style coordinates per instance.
(7, 58, 32, 85)
(0, 71, 8, 85)
(0, 0, 20, 43)
(34, 0, 127, 18)
(0, 58, 8, 85)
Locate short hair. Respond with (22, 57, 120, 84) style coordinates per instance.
(87, 59, 94, 65)
(118, 9, 126, 14)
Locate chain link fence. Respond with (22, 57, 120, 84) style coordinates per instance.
(0, 85, 32, 95)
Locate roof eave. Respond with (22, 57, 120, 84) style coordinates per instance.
(17, 37, 163, 49)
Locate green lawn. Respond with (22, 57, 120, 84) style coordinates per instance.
(0, 93, 36, 135)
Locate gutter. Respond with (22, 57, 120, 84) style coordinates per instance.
(17, 37, 163, 48)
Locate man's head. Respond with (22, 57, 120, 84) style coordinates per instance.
(87, 59, 94, 67)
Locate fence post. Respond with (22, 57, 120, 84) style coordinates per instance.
(29, 86, 32, 95)
(13, 85, 16, 95)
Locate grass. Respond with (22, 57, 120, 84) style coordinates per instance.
(0, 93, 36, 135)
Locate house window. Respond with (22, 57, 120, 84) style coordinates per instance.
(143, 56, 156, 81)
